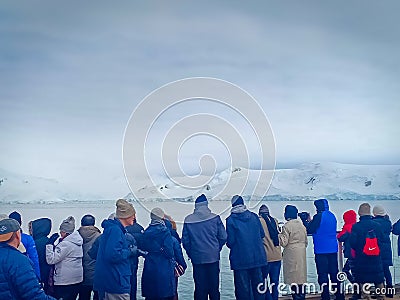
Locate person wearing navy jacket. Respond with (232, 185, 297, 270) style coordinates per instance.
(392, 218, 400, 257)
(31, 218, 52, 294)
(182, 194, 227, 300)
(93, 199, 138, 300)
(350, 203, 385, 300)
(301, 199, 343, 300)
(141, 208, 176, 300)
(226, 195, 267, 300)
(126, 216, 145, 300)
(165, 217, 187, 300)
(9, 211, 41, 280)
(372, 205, 394, 297)
(0, 218, 56, 300)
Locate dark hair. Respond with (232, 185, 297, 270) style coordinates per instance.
(81, 214, 95, 226)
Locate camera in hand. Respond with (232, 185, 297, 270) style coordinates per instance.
(298, 211, 310, 221)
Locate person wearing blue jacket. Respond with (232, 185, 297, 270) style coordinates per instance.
(182, 194, 227, 300)
(9, 211, 41, 280)
(301, 199, 343, 300)
(141, 207, 176, 300)
(0, 218, 56, 300)
(226, 195, 267, 300)
(93, 199, 138, 300)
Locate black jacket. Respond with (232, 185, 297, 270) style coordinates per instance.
(350, 215, 384, 284)
(31, 218, 52, 286)
(373, 216, 393, 266)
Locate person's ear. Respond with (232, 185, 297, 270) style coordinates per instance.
(16, 230, 22, 245)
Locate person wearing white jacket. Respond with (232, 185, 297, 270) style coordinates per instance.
(46, 216, 83, 300)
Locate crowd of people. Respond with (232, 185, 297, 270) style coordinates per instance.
(0, 195, 399, 300)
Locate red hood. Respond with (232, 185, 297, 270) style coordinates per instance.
(343, 210, 357, 225)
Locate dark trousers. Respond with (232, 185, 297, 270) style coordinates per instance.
(262, 261, 281, 300)
(233, 267, 264, 300)
(78, 284, 99, 300)
(343, 258, 355, 283)
(383, 264, 393, 287)
(192, 262, 220, 300)
(55, 282, 82, 300)
(315, 253, 344, 300)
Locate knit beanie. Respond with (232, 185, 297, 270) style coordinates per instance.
(195, 194, 208, 204)
(231, 195, 244, 207)
(150, 207, 164, 221)
(372, 205, 386, 217)
(60, 216, 75, 234)
(9, 211, 22, 225)
(358, 203, 371, 217)
(115, 199, 136, 219)
(81, 214, 95, 226)
(259, 204, 270, 215)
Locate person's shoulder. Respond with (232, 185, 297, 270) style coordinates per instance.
(249, 210, 259, 218)
(4, 246, 30, 266)
(103, 222, 123, 236)
(21, 232, 35, 244)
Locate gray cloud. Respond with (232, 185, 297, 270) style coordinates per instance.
(0, 0, 399, 190)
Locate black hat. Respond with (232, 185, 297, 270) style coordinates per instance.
(81, 214, 95, 226)
(231, 195, 244, 207)
(195, 194, 208, 204)
(284, 205, 298, 221)
(9, 211, 22, 225)
(0, 218, 21, 242)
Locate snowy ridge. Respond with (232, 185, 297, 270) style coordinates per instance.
(0, 168, 102, 204)
(1, 162, 399, 204)
(126, 162, 400, 202)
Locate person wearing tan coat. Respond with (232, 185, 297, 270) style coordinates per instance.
(259, 205, 282, 300)
(279, 205, 308, 300)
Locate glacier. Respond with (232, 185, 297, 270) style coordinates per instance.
(1, 162, 399, 204)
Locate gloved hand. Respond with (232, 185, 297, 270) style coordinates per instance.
(137, 249, 148, 257)
(129, 244, 138, 257)
(47, 233, 59, 245)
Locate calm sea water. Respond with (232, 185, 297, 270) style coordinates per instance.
(2, 200, 400, 299)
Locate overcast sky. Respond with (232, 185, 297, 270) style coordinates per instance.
(1, 1, 399, 192)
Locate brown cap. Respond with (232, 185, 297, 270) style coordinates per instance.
(115, 199, 136, 219)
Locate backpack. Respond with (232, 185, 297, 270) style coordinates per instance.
(363, 229, 380, 256)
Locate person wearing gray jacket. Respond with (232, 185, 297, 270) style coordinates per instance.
(78, 214, 101, 300)
(46, 216, 83, 300)
(182, 194, 227, 300)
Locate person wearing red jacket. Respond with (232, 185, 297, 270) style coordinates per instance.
(337, 210, 357, 283)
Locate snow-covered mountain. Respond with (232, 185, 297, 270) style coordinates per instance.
(126, 162, 400, 201)
(0, 168, 102, 204)
(1, 162, 399, 204)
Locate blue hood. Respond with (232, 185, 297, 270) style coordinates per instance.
(314, 199, 329, 212)
(101, 218, 125, 232)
